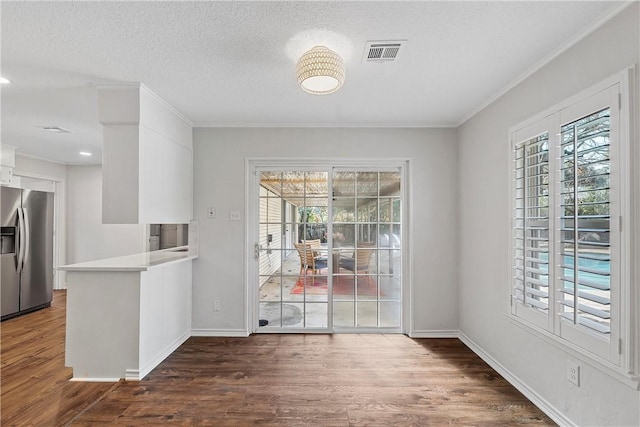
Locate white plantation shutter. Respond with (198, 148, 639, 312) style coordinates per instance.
(512, 128, 552, 328)
(559, 109, 612, 335)
(555, 84, 622, 363)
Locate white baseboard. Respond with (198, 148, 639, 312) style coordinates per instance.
(127, 331, 191, 381)
(190, 328, 250, 337)
(135, 331, 191, 381)
(458, 332, 574, 427)
(124, 369, 142, 381)
(409, 329, 460, 338)
(69, 377, 119, 382)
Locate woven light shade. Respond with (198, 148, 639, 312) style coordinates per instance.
(296, 46, 345, 95)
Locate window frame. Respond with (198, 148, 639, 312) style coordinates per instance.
(507, 68, 638, 388)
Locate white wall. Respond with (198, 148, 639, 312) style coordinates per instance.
(192, 127, 458, 334)
(14, 155, 67, 181)
(13, 155, 68, 289)
(66, 165, 146, 264)
(457, 4, 639, 426)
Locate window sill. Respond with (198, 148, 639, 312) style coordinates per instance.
(505, 313, 639, 390)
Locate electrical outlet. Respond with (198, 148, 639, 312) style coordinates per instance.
(207, 207, 215, 219)
(567, 360, 580, 386)
(213, 300, 221, 312)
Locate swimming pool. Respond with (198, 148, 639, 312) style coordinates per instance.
(533, 253, 610, 290)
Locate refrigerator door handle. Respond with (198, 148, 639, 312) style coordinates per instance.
(17, 207, 26, 273)
(22, 208, 30, 268)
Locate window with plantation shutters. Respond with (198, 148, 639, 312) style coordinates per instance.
(509, 70, 635, 372)
(512, 132, 551, 328)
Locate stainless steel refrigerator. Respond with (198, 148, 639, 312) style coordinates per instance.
(1, 187, 54, 320)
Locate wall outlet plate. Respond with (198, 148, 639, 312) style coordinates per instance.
(567, 360, 580, 386)
(207, 207, 215, 218)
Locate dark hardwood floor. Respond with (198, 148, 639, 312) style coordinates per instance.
(1, 290, 555, 426)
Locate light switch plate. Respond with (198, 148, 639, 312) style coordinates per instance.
(229, 210, 241, 221)
(207, 207, 215, 218)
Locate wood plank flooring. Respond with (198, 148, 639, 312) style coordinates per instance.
(1, 290, 555, 426)
(1, 290, 114, 426)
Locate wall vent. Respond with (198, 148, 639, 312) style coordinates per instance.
(362, 40, 407, 63)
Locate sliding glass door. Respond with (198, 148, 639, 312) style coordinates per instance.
(332, 171, 402, 330)
(252, 164, 404, 333)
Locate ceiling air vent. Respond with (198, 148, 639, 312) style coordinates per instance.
(362, 40, 407, 63)
(40, 126, 71, 133)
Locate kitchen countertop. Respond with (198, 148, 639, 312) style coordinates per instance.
(59, 247, 197, 272)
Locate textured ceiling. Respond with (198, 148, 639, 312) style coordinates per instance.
(0, 1, 626, 165)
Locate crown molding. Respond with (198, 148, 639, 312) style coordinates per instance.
(192, 121, 457, 129)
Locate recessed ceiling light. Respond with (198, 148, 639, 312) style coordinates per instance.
(0, 77, 12, 84)
(41, 126, 70, 133)
(79, 152, 92, 157)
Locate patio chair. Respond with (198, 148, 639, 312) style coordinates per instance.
(339, 242, 375, 274)
(306, 239, 322, 256)
(304, 239, 329, 265)
(294, 242, 327, 276)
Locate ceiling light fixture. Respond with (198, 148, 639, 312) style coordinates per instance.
(41, 126, 70, 133)
(79, 152, 92, 156)
(0, 77, 12, 84)
(296, 46, 345, 95)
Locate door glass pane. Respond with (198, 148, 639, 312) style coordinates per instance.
(356, 302, 378, 327)
(357, 198, 378, 222)
(305, 303, 328, 328)
(258, 171, 330, 330)
(332, 170, 402, 330)
(332, 224, 355, 248)
(333, 301, 354, 327)
(380, 302, 402, 327)
(380, 275, 402, 300)
(333, 172, 355, 196)
(356, 224, 377, 246)
(260, 275, 282, 301)
(380, 172, 401, 196)
(333, 198, 355, 223)
(356, 275, 377, 301)
(379, 250, 400, 275)
(356, 172, 378, 196)
(259, 302, 282, 327)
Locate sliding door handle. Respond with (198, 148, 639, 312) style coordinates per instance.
(254, 242, 263, 260)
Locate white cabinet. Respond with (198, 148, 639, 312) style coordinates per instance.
(64, 256, 193, 381)
(0, 145, 16, 185)
(138, 126, 193, 223)
(98, 85, 193, 224)
(139, 262, 191, 373)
